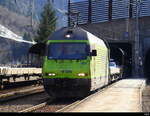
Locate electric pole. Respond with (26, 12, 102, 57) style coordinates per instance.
(68, 0, 71, 27)
(133, 0, 142, 78)
(31, 0, 35, 28)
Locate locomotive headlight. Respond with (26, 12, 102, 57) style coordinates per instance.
(48, 73, 56, 76)
(65, 30, 73, 38)
(78, 73, 86, 77)
(65, 34, 71, 38)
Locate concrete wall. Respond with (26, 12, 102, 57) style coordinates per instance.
(80, 16, 150, 77)
(80, 16, 150, 41)
(80, 16, 150, 56)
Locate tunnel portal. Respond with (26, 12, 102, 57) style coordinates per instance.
(144, 49, 150, 78)
(108, 42, 132, 78)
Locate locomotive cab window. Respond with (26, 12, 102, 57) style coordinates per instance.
(91, 50, 97, 56)
(48, 43, 90, 60)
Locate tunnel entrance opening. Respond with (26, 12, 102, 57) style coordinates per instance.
(144, 49, 150, 79)
(108, 42, 132, 78)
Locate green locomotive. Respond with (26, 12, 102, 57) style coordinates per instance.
(42, 27, 114, 98)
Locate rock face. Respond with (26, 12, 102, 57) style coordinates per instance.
(0, 36, 32, 66)
(0, 0, 48, 37)
(0, 0, 32, 17)
(0, 0, 48, 66)
(0, 5, 32, 36)
(0, 0, 69, 35)
(0, 0, 48, 17)
(0, 0, 68, 66)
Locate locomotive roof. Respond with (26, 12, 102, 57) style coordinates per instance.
(48, 27, 88, 40)
(29, 27, 109, 55)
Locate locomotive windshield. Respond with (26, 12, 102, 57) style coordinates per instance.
(48, 43, 89, 60)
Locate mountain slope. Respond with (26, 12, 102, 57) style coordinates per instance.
(0, 5, 35, 36)
(0, 0, 48, 37)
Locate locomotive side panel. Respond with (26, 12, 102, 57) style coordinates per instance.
(86, 31, 109, 91)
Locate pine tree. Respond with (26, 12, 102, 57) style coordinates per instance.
(35, 2, 56, 43)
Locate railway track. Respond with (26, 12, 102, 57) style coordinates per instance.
(19, 99, 78, 113)
(0, 93, 49, 112)
(0, 80, 42, 94)
(0, 86, 44, 102)
(1, 78, 144, 112)
(0, 83, 76, 112)
(0, 87, 49, 112)
(0, 85, 38, 95)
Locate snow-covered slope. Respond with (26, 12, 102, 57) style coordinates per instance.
(0, 24, 35, 44)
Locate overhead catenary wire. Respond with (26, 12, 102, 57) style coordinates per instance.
(53, 4, 80, 27)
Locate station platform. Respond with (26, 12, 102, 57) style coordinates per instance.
(68, 78, 146, 112)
